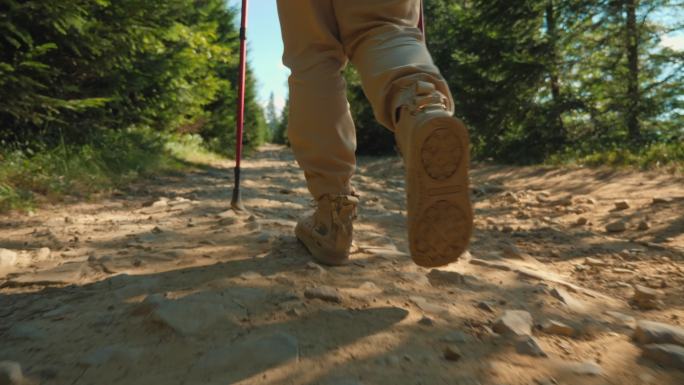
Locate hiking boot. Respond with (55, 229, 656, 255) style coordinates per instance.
(295, 194, 359, 266)
(393, 81, 473, 267)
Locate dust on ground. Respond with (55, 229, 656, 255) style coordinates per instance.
(1, 144, 683, 385)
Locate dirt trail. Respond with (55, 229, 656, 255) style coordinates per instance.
(1, 144, 683, 385)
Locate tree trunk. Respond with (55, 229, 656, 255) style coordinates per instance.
(625, 0, 641, 142)
(546, 0, 564, 145)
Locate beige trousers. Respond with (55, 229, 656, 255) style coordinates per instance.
(276, 0, 454, 199)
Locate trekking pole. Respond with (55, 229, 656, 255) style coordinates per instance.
(231, 0, 248, 211)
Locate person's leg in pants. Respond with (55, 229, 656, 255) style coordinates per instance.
(333, 0, 473, 267)
(276, 0, 355, 200)
(276, 0, 358, 266)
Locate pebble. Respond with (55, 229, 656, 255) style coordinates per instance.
(633, 320, 684, 346)
(304, 286, 342, 303)
(418, 316, 435, 326)
(633, 285, 662, 310)
(305, 262, 327, 275)
(0, 361, 24, 385)
(584, 257, 607, 267)
(652, 197, 673, 205)
(151, 199, 168, 208)
(641, 344, 684, 370)
(542, 320, 575, 337)
(637, 220, 651, 231)
(0, 249, 18, 268)
(492, 310, 533, 336)
(477, 301, 495, 313)
(239, 271, 262, 280)
(515, 336, 548, 357)
(440, 331, 474, 344)
(614, 200, 630, 210)
(576, 217, 588, 226)
(550, 287, 587, 312)
(565, 361, 603, 376)
(605, 311, 636, 327)
(410, 296, 448, 315)
(34, 247, 51, 261)
(605, 221, 627, 233)
(443, 345, 463, 361)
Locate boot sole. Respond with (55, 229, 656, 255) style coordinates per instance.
(406, 115, 473, 267)
(295, 223, 351, 266)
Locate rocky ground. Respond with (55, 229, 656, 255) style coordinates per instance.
(1, 144, 683, 385)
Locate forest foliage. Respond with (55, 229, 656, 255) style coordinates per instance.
(347, 0, 683, 165)
(0, 0, 268, 210)
(0, 0, 267, 153)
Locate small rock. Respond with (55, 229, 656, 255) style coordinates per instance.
(641, 344, 684, 370)
(34, 247, 51, 261)
(576, 217, 588, 226)
(501, 243, 524, 259)
(633, 320, 684, 346)
(64, 216, 75, 224)
(256, 233, 272, 244)
(239, 271, 262, 280)
(633, 285, 662, 310)
(419, 316, 435, 326)
(584, 257, 607, 267)
(606, 221, 627, 233)
(0, 249, 18, 268)
(637, 221, 651, 231)
(515, 336, 548, 357)
(550, 287, 587, 312)
(443, 345, 462, 361)
(477, 301, 495, 313)
(440, 331, 473, 344)
(304, 286, 342, 303)
(151, 199, 168, 208)
(410, 296, 448, 314)
(605, 311, 636, 327)
(492, 310, 533, 336)
(305, 262, 327, 275)
(0, 361, 24, 385)
(652, 197, 673, 205)
(614, 200, 630, 211)
(612, 268, 634, 274)
(542, 320, 575, 337)
(151, 226, 163, 234)
(565, 361, 603, 376)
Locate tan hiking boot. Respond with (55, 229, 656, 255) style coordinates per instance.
(393, 81, 473, 267)
(295, 194, 359, 266)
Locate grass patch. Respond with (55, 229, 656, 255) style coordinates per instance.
(547, 142, 684, 172)
(0, 128, 224, 213)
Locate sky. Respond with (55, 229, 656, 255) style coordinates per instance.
(227, 0, 289, 115)
(225, 1, 683, 117)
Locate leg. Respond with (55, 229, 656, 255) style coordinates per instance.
(277, 0, 359, 266)
(334, 0, 473, 267)
(276, 0, 356, 200)
(333, 0, 453, 129)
